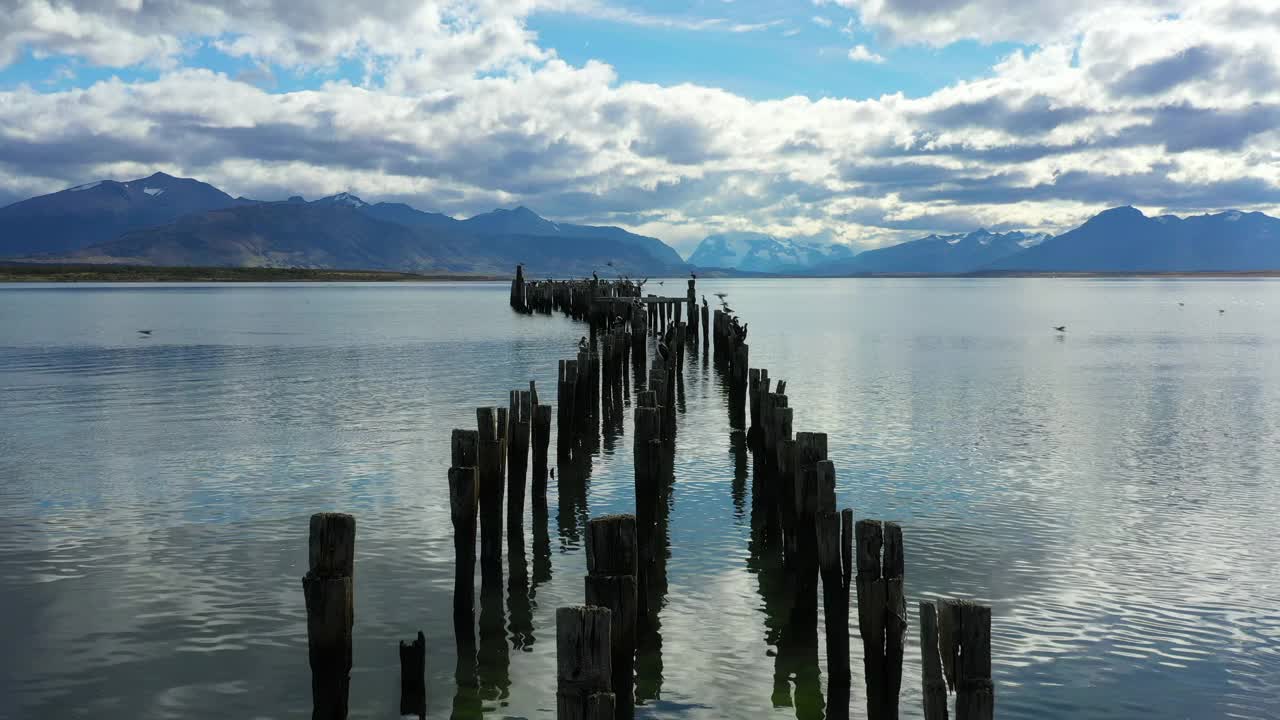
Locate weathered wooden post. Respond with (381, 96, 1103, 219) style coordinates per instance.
(478, 407, 506, 567)
(302, 512, 355, 720)
(951, 600, 994, 720)
(399, 631, 426, 719)
(585, 515, 638, 718)
(855, 520, 906, 720)
(558, 359, 578, 458)
(532, 404, 552, 499)
(686, 279, 698, 342)
(700, 301, 709, 346)
(508, 389, 532, 537)
(919, 601, 949, 720)
(448, 464, 479, 644)
(632, 392, 662, 621)
(816, 504, 850, 690)
(557, 606, 614, 720)
(511, 264, 526, 311)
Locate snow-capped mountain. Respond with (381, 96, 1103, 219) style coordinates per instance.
(986, 207, 1280, 272)
(0, 171, 241, 256)
(312, 192, 370, 208)
(813, 229, 1050, 275)
(687, 231, 856, 272)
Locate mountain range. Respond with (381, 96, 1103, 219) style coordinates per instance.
(985, 206, 1280, 272)
(0, 173, 687, 276)
(2, 172, 1278, 275)
(809, 230, 1050, 275)
(687, 231, 855, 273)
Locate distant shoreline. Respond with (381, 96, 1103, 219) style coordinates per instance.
(2, 262, 1278, 283)
(0, 264, 506, 283)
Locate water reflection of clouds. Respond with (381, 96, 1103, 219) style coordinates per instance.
(3, 280, 1280, 719)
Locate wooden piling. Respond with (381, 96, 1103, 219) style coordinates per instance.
(302, 512, 355, 720)
(954, 601, 993, 720)
(532, 404, 552, 498)
(558, 359, 579, 457)
(449, 466, 479, 644)
(508, 390, 532, 538)
(584, 515, 638, 718)
(686, 279, 698, 341)
(399, 631, 426, 719)
(919, 602, 949, 720)
(855, 520, 906, 720)
(478, 408, 506, 567)
(557, 606, 614, 720)
(816, 508, 849, 684)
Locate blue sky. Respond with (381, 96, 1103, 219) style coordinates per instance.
(1, 2, 1019, 101)
(0, 0, 1277, 252)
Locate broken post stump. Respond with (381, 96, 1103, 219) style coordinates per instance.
(855, 520, 906, 720)
(585, 515, 639, 718)
(399, 631, 426, 719)
(557, 606, 614, 720)
(919, 601, 949, 720)
(817, 507, 850, 690)
(954, 601, 994, 720)
(302, 512, 355, 720)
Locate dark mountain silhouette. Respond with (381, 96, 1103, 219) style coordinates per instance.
(0, 172, 241, 256)
(986, 206, 1280, 271)
(812, 229, 1048, 275)
(361, 202, 461, 232)
(461, 206, 686, 266)
(70, 199, 682, 275)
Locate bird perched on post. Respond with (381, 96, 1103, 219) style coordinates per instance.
(657, 343, 671, 363)
(690, 271, 697, 279)
(579, 336, 588, 350)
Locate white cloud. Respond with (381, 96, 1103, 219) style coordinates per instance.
(0, 0, 1278, 250)
(848, 44, 885, 63)
(812, 15, 833, 27)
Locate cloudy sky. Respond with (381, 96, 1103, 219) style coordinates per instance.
(1, 0, 1278, 252)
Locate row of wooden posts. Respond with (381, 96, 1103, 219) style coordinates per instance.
(300, 269, 992, 720)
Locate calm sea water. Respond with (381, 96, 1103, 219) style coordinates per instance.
(2, 278, 1279, 720)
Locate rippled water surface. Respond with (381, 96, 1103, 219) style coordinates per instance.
(2, 279, 1279, 720)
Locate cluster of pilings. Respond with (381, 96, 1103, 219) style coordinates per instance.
(710, 296, 993, 720)
(509, 266, 646, 320)
(300, 268, 994, 720)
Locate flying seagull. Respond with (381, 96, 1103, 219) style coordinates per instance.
(658, 281, 664, 286)
(137, 329, 152, 335)
(714, 292, 727, 300)
(1178, 302, 1184, 307)
(1053, 325, 1066, 333)
(1219, 309, 1225, 314)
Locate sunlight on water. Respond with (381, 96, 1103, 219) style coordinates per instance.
(2, 279, 1279, 719)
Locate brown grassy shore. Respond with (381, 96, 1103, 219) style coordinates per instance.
(0, 263, 506, 283)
